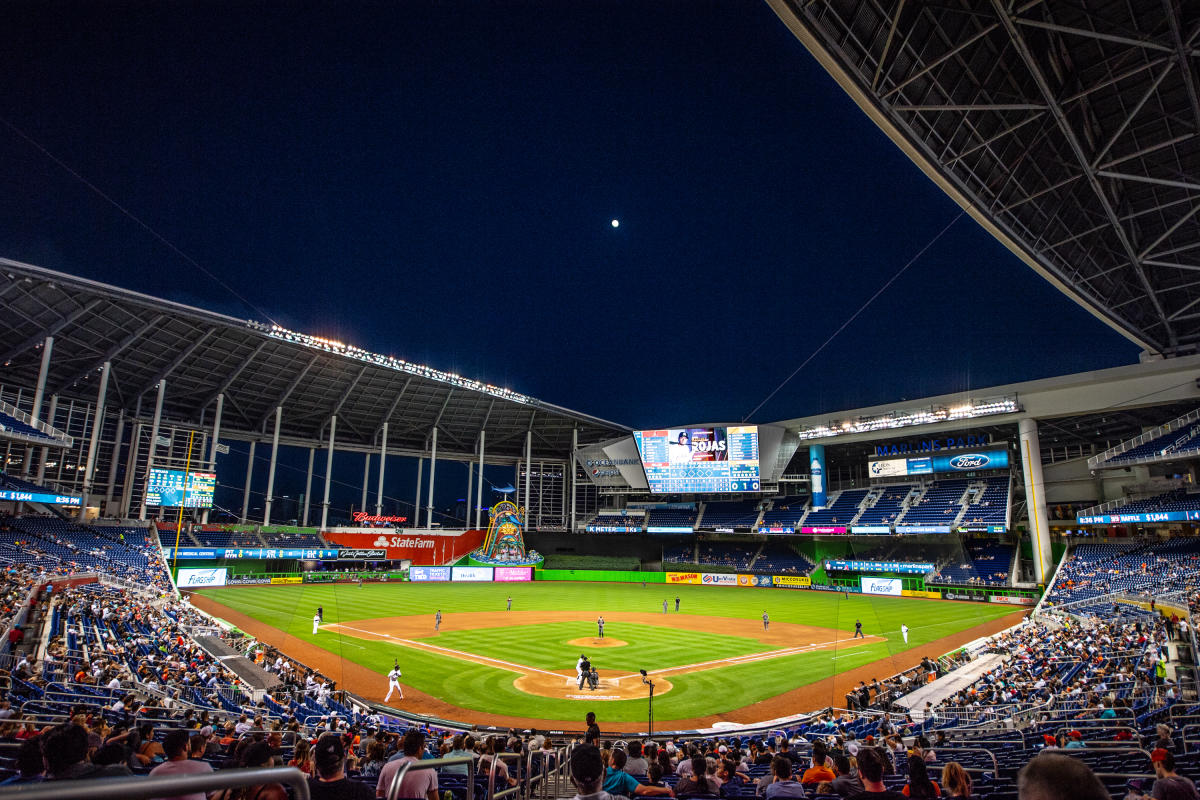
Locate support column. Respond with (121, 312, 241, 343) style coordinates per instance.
(138, 379, 166, 520)
(414, 457, 424, 528)
(78, 361, 110, 520)
(1019, 418, 1053, 584)
(523, 430, 532, 532)
(476, 430, 485, 529)
(105, 410, 125, 507)
(375, 422, 388, 516)
(466, 461, 473, 529)
(426, 427, 438, 529)
(320, 416, 336, 530)
(570, 426, 578, 532)
(23, 336, 53, 478)
(263, 406, 282, 526)
(360, 453, 370, 515)
(35, 395, 58, 485)
(302, 447, 315, 527)
(240, 441, 257, 524)
(121, 423, 142, 518)
(203, 393, 224, 524)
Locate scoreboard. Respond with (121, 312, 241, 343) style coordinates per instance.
(634, 426, 760, 493)
(145, 468, 216, 508)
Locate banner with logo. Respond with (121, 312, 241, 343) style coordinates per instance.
(337, 549, 387, 559)
(495, 567, 533, 582)
(901, 589, 943, 599)
(989, 595, 1035, 605)
(665, 572, 702, 585)
(701, 572, 738, 586)
(322, 529, 484, 562)
(944, 589, 989, 602)
(810, 444, 827, 509)
(895, 525, 951, 534)
(451, 566, 493, 582)
(409, 566, 452, 582)
(227, 576, 271, 585)
(860, 577, 903, 596)
(801, 526, 846, 534)
(867, 458, 908, 478)
(773, 575, 812, 588)
(269, 576, 302, 585)
(0, 489, 82, 506)
(758, 526, 795, 534)
(850, 525, 892, 534)
(177, 567, 227, 587)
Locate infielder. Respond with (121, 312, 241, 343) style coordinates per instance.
(662, 599, 668, 613)
(385, 662, 403, 702)
(901, 623, 909, 644)
(317, 606, 324, 622)
(854, 619, 864, 639)
(675, 596, 680, 612)
(762, 611, 769, 631)
(435, 610, 442, 631)
(312, 613, 320, 635)
(597, 616, 605, 639)
(506, 596, 512, 611)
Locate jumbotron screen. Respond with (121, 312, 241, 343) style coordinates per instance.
(145, 468, 216, 508)
(633, 426, 760, 493)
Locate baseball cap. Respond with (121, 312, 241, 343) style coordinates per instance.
(1042, 734, 1056, 746)
(1068, 730, 1082, 739)
(313, 732, 345, 772)
(571, 744, 604, 783)
(1152, 747, 1170, 762)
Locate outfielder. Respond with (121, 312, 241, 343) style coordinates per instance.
(435, 609, 442, 631)
(762, 611, 769, 631)
(506, 596, 512, 611)
(901, 623, 909, 644)
(662, 599, 668, 614)
(385, 662, 403, 701)
(312, 613, 320, 635)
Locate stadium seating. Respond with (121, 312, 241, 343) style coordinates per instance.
(802, 489, 867, 526)
(644, 508, 699, 530)
(898, 479, 970, 526)
(753, 543, 815, 575)
(853, 484, 916, 525)
(1099, 488, 1200, 516)
(757, 495, 808, 528)
(1099, 420, 1200, 465)
(927, 540, 1014, 586)
(0, 412, 58, 445)
(0, 471, 65, 496)
(698, 500, 762, 530)
(959, 476, 1010, 525)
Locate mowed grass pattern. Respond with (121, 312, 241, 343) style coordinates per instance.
(195, 581, 1016, 722)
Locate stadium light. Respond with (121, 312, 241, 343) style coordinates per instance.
(640, 668, 654, 735)
(249, 322, 535, 405)
(794, 396, 1020, 440)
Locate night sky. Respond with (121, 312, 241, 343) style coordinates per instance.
(2, 1, 1141, 435)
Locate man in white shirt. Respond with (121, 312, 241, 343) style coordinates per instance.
(312, 613, 320, 635)
(376, 729, 438, 799)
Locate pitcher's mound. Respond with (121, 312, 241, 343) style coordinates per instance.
(514, 670, 673, 701)
(567, 637, 627, 648)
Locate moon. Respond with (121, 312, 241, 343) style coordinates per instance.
(611, 219, 620, 228)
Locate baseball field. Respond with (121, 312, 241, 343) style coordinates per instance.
(190, 581, 1023, 731)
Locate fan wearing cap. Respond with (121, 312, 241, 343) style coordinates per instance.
(1064, 730, 1086, 749)
(570, 744, 631, 800)
(1150, 748, 1199, 800)
(309, 732, 373, 800)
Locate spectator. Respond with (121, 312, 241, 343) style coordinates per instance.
(478, 736, 518, 789)
(626, 741, 649, 777)
(571, 744, 620, 800)
(658, 747, 675, 777)
(148, 729, 213, 800)
(42, 722, 130, 781)
(310, 732, 373, 800)
(939, 764, 971, 799)
(830, 755, 863, 798)
(443, 734, 474, 776)
(1016, 753, 1110, 800)
(376, 729, 438, 800)
(764, 755, 805, 799)
(607, 748, 673, 797)
(850, 746, 905, 800)
(901, 758, 939, 798)
(1150, 749, 1199, 798)
(359, 740, 388, 780)
(0, 736, 44, 785)
(210, 741, 285, 800)
(676, 754, 719, 796)
(289, 739, 312, 774)
(802, 743, 835, 784)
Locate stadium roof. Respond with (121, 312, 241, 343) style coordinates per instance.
(0, 258, 629, 462)
(767, 0, 1200, 355)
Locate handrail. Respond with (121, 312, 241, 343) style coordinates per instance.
(386, 755, 477, 800)
(0, 765, 310, 800)
(1087, 407, 1200, 469)
(912, 746, 998, 774)
(486, 751, 522, 800)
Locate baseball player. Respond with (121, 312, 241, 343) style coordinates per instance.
(576, 653, 587, 688)
(854, 619, 864, 639)
(317, 606, 324, 622)
(762, 611, 769, 631)
(577, 654, 591, 690)
(597, 616, 605, 639)
(901, 623, 909, 644)
(312, 613, 320, 635)
(675, 596, 680, 612)
(385, 662, 403, 701)
(663, 599, 668, 614)
(435, 609, 442, 631)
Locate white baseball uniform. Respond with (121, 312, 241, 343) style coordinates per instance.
(312, 614, 320, 635)
(901, 624, 909, 643)
(385, 667, 403, 701)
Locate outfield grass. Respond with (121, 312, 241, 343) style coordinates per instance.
(195, 581, 1016, 722)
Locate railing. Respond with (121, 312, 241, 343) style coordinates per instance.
(0, 766, 310, 800)
(1088, 407, 1200, 469)
(0, 398, 74, 449)
(385, 755, 477, 800)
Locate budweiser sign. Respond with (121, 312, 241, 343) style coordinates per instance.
(351, 512, 409, 524)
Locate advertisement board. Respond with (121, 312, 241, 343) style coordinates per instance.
(810, 444, 826, 509)
(990, 595, 1036, 605)
(850, 525, 891, 534)
(665, 572, 702, 585)
(700, 572, 738, 586)
(1077, 510, 1200, 524)
(227, 576, 271, 585)
(494, 566, 533, 582)
(944, 589, 989, 602)
(901, 589, 943, 599)
(736, 574, 770, 587)
(646, 526, 695, 534)
(801, 526, 847, 534)
(895, 525, 952, 534)
(860, 577, 903, 596)
(758, 526, 795, 534)
(772, 575, 812, 588)
(0, 489, 81, 506)
(451, 566, 493, 582)
(826, 560, 934, 574)
(177, 568, 227, 587)
(866, 449, 1009, 479)
(166, 547, 340, 560)
(336, 549, 387, 559)
(409, 566, 452, 582)
(269, 576, 302, 585)
(323, 529, 485, 562)
(634, 426, 761, 493)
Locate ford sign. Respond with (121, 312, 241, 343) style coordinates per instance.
(948, 453, 990, 469)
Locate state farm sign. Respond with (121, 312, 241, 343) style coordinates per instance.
(322, 528, 485, 563)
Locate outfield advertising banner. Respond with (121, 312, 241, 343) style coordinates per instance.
(269, 576, 302, 585)
(737, 574, 774, 587)
(178, 568, 227, 588)
(896, 525, 951, 534)
(701, 573, 738, 586)
(451, 566, 493, 582)
(860, 577, 903, 596)
(409, 566, 452, 582)
(826, 560, 934, 574)
(166, 547, 340, 560)
(494, 567, 533, 582)
(1077, 510, 1200, 524)
(227, 576, 271, 585)
(944, 589, 989, 602)
(323, 529, 485, 562)
(758, 526, 795, 534)
(772, 575, 812, 588)
(850, 525, 892, 534)
(902, 589, 943, 599)
(990, 595, 1036, 605)
(666, 572, 702, 585)
(802, 526, 847, 534)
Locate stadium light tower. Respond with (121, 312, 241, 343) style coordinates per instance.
(639, 669, 654, 736)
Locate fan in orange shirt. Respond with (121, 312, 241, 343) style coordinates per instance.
(800, 742, 836, 784)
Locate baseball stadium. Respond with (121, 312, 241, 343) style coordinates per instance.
(1, 1, 1200, 799)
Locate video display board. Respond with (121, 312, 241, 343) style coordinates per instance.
(633, 426, 760, 493)
(145, 468, 216, 508)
